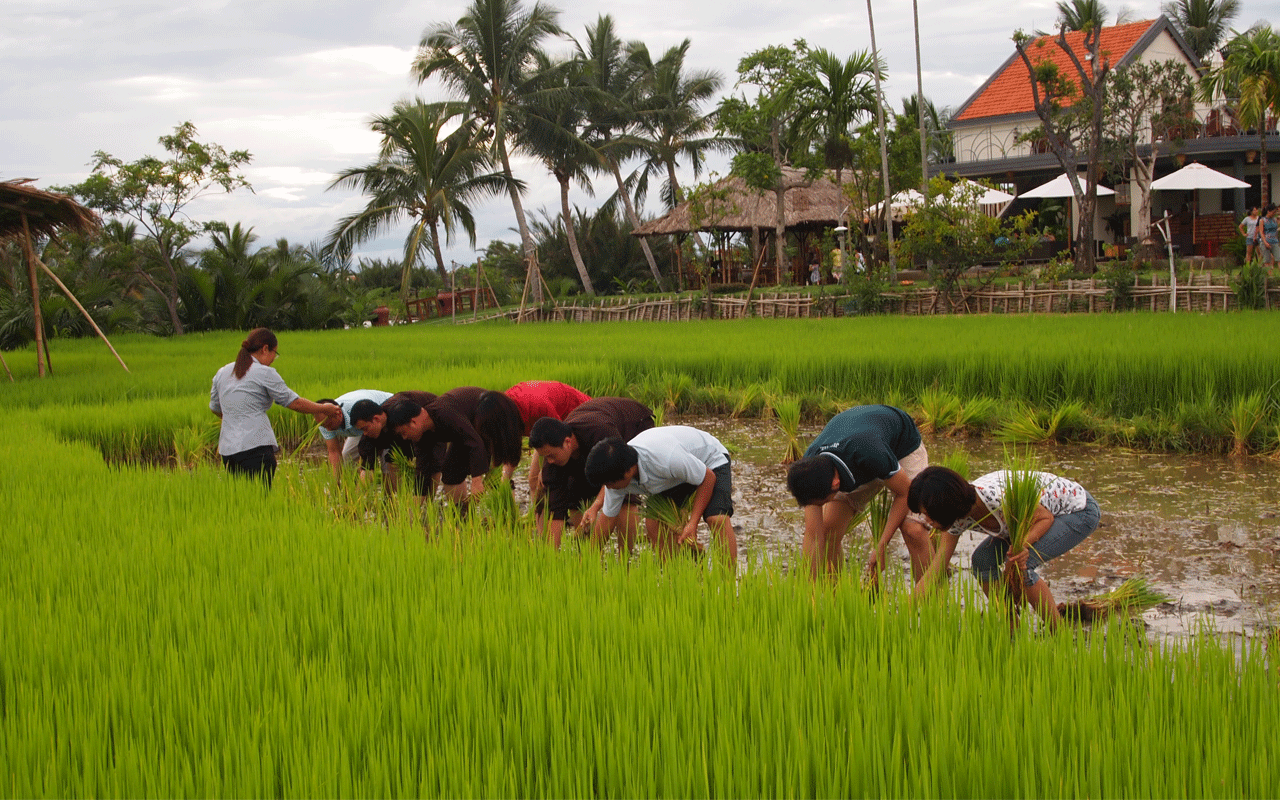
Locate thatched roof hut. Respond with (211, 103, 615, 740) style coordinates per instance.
(0, 179, 100, 241)
(633, 168, 850, 237)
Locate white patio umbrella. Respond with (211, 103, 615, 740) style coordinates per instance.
(866, 188, 924, 221)
(955, 179, 1016, 216)
(1019, 172, 1115, 199)
(1150, 162, 1250, 191)
(1149, 163, 1251, 309)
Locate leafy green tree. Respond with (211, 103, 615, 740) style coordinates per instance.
(897, 177, 1037, 310)
(717, 40, 822, 273)
(1103, 60, 1197, 245)
(414, 0, 566, 303)
(58, 122, 251, 335)
(1163, 0, 1240, 63)
(324, 100, 508, 302)
(1201, 25, 1280, 204)
(1013, 26, 1113, 273)
(796, 47, 878, 183)
(575, 15, 666, 290)
(521, 53, 601, 295)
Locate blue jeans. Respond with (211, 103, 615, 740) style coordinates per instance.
(972, 492, 1100, 586)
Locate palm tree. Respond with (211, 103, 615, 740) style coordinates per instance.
(901, 94, 954, 165)
(630, 40, 727, 211)
(1057, 0, 1108, 31)
(576, 15, 666, 290)
(797, 47, 878, 184)
(414, 0, 565, 303)
(1163, 0, 1240, 62)
(324, 100, 508, 303)
(521, 54, 600, 295)
(1202, 25, 1280, 203)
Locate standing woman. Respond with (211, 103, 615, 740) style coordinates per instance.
(209, 328, 339, 487)
(1261, 205, 1280, 271)
(908, 466, 1100, 628)
(1239, 206, 1260, 265)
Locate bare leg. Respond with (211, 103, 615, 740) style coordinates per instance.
(706, 514, 737, 572)
(900, 519, 936, 582)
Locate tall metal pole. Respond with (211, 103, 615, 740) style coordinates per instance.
(866, 0, 897, 279)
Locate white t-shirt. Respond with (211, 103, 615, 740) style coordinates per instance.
(601, 426, 729, 517)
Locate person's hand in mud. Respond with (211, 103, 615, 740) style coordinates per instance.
(863, 546, 886, 588)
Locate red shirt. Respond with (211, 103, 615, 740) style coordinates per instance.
(505, 381, 591, 433)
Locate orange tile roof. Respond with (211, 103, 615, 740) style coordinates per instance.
(954, 19, 1158, 121)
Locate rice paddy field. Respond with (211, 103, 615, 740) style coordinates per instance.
(3, 314, 1280, 797)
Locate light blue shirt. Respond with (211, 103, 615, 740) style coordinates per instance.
(319, 389, 393, 440)
(209, 359, 300, 456)
(601, 426, 729, 517)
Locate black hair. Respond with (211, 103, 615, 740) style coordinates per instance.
(382, 396, 425, 430)
(786, 456, 838, 506)
(907, 466, 978, 530)
(583, 437, 638, 486)
(473, 390, 524, 468)
(316, 398, 338, 407)
(349, 399, 384, 425)
(234, 328, 277, 379)
(528, 417, 573, 450)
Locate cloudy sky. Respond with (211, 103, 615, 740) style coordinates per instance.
(3, 0, 1272, 267)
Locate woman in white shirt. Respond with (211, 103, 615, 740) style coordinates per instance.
(209, 328, 338, 487)
(907, 466, 1100, 626)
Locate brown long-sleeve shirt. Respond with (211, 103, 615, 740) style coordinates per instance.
(542, 397, 654, 520)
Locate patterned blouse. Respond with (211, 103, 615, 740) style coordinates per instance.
(949, 470, 1088, 538)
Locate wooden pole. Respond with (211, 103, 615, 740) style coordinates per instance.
(34, 256, 129, 372)
(19, 214, 48, 377)
(473, 258, 481, 321)
(0, 349, 13, 381)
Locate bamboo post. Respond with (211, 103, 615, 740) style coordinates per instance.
(34, 257, 129, 372)
(20, 214, 48, 377)
(0, 350, 12, 381)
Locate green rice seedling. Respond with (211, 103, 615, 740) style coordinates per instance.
(1059, 577, 1173, 623)
(730, 382, 765, 418)
(994, 405, 1053, 443)
(1048, 399, 1091, 441)
(172, 419, 219, 470)
(1229, 391, 1269, 456)
(917, 386, 963, 434)
(771, 397, 804, 464)
(1175, 391, 1232, 452)
(642, 494, 704, 558)
(999, 453, 1043, 601)
(938, 449, 972, 480)
(663, 373, 694, 413)
(952, 396, 1000, 434)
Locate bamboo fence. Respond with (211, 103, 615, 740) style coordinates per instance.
(451, 276, 1279, 324)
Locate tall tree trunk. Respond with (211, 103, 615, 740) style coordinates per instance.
(667, 159, 691, 291)
(866, 0, 897, 279)
(20, 215, 48, 377)
(1261, 129, 1270, 205)
(157, 240, 185, 335)
(913, 0, 929, 202)
(428, 219, 448, 287)
(559, 176, 595, 295)
(609, 160, 665, 290)
(498, 137, 542, 303)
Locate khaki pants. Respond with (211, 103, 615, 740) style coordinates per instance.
(834, 443, 928, 523)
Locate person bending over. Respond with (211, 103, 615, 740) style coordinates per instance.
(786, 404, 932, 583)
(584, 426, 737, 570)
(383, 388, 489, 505)
(474, 381, 591, 494)
(527, 397, 653, 547)
(908, 466, 1100, 628)
(313, 389, 392, 480)
(349, 391, 436, 489)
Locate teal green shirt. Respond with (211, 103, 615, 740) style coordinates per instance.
(803, 405, 921, 490)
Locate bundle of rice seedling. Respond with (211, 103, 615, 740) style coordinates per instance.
(1059, 577, 1172, 623)
(642, 495, 704, 557)
(772, 398, 803, 464)
(999, 460, 1043, 597)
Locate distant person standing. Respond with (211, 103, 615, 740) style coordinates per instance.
(584, 426, 738, 569)
(1239, 206, 1261, 264)
(209, 328, 338, 487)
(1260, 205, 1279, 269)
(527, 397, 654, 547)
(313, 389, 392, 479)
(786, 404, 932, 583)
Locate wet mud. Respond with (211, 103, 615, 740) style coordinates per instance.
(674, 415, 1280, 641)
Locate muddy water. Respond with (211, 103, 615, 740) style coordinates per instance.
(675, 415, 1280, 640)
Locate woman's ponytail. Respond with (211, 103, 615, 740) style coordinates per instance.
(233, 328, 277, 379)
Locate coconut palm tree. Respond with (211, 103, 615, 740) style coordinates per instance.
(1057, 0, 1108, 31)
(1163, 0, 1240, 63)
(630, 39, 728, 211)
(796, 47, 878, 184)
(414, 0, 566, 303)
(575, 15, 666, 290)
(521, 54, 600, 295)
(1202, 25, 1280, 203)
(324, 100, 508, 303)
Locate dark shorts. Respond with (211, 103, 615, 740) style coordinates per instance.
(655, 460, 733, 519)
(222, 445, 277, 488)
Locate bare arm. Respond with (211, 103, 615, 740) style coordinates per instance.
(325, 437, 343, 480)
(1006, 503, 1055, 570)
(287, 398, 341, 417)
(678, 468, 717, 545)
(914, 530, 961, 596)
